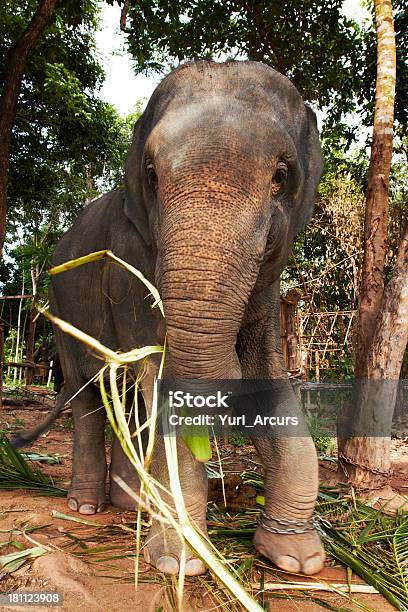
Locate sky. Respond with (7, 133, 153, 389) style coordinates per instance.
(95, 4, 161, 116)
(95, 0, 372, 117)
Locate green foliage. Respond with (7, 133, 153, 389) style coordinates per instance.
(2, 329, 17, 364)
(0, 434, 66, 496)
(124, 0, 362, 110)
(0, 1, 144, 366)
(356, 0, 408, 139)
(105, 422, 114, 441)
(0, 96, 142, 302)
(44, 62, 93, 124)
(63, 416, 75, 432)
(0, 546, 47, 574)
(238, 471, 408, 610)
(121, 0, 407, 141)
(230, 433, 250, 447)
(0, 1, 144, 323)
(282, 147, 406, 378)
(283, 142, 407, 326)
(1, 0, 131, 235)
(306, 409, 337, 454)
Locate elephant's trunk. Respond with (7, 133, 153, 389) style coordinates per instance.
(157, 203, 264, 380)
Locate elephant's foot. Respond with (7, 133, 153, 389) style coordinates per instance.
(252, 435, 324, 574)
(109, 434, 142, 510)
(144, 436, 209, 575)
(254, 524, 325, 575)
(109, 471, 141, 510)
(67, 479, 107, 515)
(144, 522, 207, 576)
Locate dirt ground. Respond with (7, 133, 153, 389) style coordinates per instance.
(0, 392, 406, 612)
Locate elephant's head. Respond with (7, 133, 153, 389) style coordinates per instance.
(124, 60, 322, 380)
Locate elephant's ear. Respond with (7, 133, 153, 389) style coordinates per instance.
(294, 104, 324, 235)
(123, 117, 152, 246)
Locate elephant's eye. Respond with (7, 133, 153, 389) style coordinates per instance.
(146, 160, 157, 189)
(273, 162, 288, 186)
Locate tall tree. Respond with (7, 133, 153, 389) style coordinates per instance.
(1, 1, 131, 252)
(0, 0, 59, 255)
(0, 1, 136, 383)
(0, 101, 140, 371)
(338, 0, 408, 494)
(355, 0, 397, 380)
(0, 0, 129, 257)
(121, 0, 364, 117)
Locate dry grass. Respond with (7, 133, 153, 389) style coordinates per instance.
(1, 249, 406, 610)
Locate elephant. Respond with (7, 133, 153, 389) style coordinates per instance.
(49, 60, 325, 577)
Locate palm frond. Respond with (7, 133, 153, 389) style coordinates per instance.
(0, 435, 67, 497)
(391, 519, 408, 605)
(224, 471, 408, 611)
(0, 546, 47, 573)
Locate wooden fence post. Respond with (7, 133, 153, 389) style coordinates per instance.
(280, 290, 302, 375)
(25, 295, 37, 385)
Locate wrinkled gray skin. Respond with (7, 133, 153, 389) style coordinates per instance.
(50, 60, 324, 577)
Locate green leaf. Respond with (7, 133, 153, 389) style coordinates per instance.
(391, 519, 408, 604)
(0, 546, 47, 573)
(0, 435, 67, 497)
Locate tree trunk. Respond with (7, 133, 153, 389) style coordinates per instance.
(339, 227, 408, 486)
(0, 0, 59, 255)
(85, 165, 94, 205)
(6, 318, 14, 385)
(25, 267, 38, 385)
(338, 0, 398, 488)
(13, 282, 24, 385)
(354, 0, 396, 378)
(20, 305, 29, 384)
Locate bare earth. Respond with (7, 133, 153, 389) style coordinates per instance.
(1, 394, 406, 612)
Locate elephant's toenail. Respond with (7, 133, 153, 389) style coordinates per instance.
(302, 554, 324, 575)
(97, 503, 106, 513)
(185, 558, 206, 576)
(143, 548, 151, 564)
(156, 556, 179, 575)
(68, 498, 78, 511)
(276, 555, 301, 573)
(78, 504, 96, 515)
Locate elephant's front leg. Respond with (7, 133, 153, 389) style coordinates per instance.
(68, 386, 107, 514)
(252, 436, 324, 575)
(143, 436, 208, 576)
(238, 285, 325, 575)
